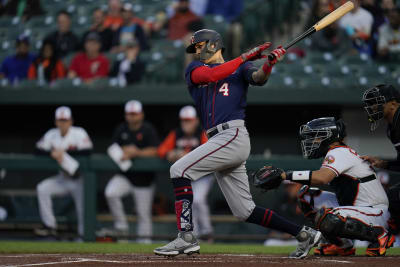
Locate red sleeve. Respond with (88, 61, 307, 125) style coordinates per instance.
(191, 56, 243, 84)
(56, 61, 66, 78)
(158, 131, 177, 158)
(97, 57, 109, 77)
(200, 131, 208, 145)
(27, 64, 36, 80)
(69, 55, 79, 73)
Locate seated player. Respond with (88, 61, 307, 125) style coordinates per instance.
(254, 117, 394, 256)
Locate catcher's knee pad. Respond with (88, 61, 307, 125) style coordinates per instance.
(315, 208, 344, 239)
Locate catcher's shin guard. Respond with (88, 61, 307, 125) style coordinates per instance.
(315, 207, 384, 243)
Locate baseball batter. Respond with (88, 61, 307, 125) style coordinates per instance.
(158, 105, 214, 241)
(34, 106, 93, 237)
(154, 29, 322, 259)
(255, 117, 394, 256)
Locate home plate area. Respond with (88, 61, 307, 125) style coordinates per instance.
(0, 254, 399, 267)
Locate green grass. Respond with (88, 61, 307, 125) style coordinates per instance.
(0, 241, 399, 256)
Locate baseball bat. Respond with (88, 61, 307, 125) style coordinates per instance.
(268, 1, 354, 60)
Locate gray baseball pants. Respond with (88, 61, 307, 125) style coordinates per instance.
(170, 120, 256, 221)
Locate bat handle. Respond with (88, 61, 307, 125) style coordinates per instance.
(267, 53, 275, 62)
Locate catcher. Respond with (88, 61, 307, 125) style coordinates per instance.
(253, 117, 394, 256)
(285, 182, 355, 256)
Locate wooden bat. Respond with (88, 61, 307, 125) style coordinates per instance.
(268, 1, 354, 60)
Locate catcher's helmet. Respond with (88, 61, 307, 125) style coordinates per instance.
(186, 29, 224, 61)
(299, 117, 346, 159)
(362, 84, 400, 131)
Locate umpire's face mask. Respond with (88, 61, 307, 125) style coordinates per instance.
(362, 88, 386, 131)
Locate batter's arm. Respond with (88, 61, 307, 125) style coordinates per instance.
(251, 46, 286, 85)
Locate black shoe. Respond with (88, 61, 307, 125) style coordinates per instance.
(34, 225, 58, 237)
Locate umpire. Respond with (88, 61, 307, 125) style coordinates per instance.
(362, 84, 400, 234)
(102, 100, 159, 243)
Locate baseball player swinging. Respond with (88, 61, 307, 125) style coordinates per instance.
(154, 29, 322, 259)
(253, 117, 394, 256)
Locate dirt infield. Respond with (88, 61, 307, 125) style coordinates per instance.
(0, 254, 399, 267)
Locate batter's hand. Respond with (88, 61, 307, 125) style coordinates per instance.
(268, 46, 286, 65)
(241, 42, 271, 62)
(360, 155, 388, 169)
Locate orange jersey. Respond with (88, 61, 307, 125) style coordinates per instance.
(158, 127, 207, 158)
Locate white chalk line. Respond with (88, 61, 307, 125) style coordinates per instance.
(0, 259, 87, 267)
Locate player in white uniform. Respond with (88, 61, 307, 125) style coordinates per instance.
(34, 106, 93, 237)
(274, 117, 394, 256)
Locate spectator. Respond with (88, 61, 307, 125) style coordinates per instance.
(306, 0, 332, 29)
(28, 41, 66, 83)
(34, 106, 93, 238)
(0, 0, 44, 22)
(0, 35, 35, 84)
(103, 0, 123, 31)
(109, 40, 145, 86)
(99, 100, 159, 243)
(158, 106, 214, 242)
(339, 0, 374, 54)
(205, 0, 243, 57)
(111, 3, 149, 53)
(68, 32, 109, 84)
(44, 10, 79, 58)
(82, 8, 114, 52)
(155, 0, 203, 41)
(310, 17, 353, 54)
(378, 7, 400, 60)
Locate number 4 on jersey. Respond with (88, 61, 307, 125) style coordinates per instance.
(219, 83, 229, 96)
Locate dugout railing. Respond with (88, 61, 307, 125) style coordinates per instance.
(0, 153, 323, 241)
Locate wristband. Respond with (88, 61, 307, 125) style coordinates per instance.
(286, 171, 311, 185)
(262, 62, 272, 75)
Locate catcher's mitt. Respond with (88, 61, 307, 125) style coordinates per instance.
(252, 166, 284, 191)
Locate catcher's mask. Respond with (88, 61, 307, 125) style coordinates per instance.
(186, 29, 225, 62)
(362, 84, 399, 131)
(299, 117, 346, 159)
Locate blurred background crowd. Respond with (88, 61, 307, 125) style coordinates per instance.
(0, 0, 399, 245)
(0, 0, 398, 86)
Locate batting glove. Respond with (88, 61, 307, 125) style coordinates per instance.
(262, 46, 286, 74)
(241, 42, 271, 62)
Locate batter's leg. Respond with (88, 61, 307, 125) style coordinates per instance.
(192, 174, 214, 237)
(216, 163, 322, 259)
(131, 183, 155, 243)
(36, 174, 70, 230)
(105, 174, 133, 231)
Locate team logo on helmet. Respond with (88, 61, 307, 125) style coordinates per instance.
(191, 36, 195, 44)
